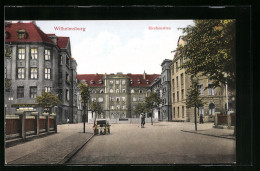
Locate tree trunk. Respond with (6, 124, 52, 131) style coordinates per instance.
(86, 102, 88, 123)
(194, 106, 197, 131)
(93, 111, 96, 127)
(151, 109, 153, 125)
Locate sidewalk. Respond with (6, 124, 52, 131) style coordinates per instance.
(5, 123, 94, 165)
(181, 123, 235, 140)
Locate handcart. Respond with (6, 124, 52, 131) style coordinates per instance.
(93, 120, 111, 135)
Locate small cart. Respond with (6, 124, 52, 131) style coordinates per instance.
(93, 120, 110, 135)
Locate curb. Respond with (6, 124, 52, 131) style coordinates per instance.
(181, 130, 236, 140)
(58, 133, 95, 164)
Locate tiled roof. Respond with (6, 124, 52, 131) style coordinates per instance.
(77, 74, 104, 87)
(76, 74, 160, 87)
(57, 36, 69, 49)
(5, 22, 54, 44)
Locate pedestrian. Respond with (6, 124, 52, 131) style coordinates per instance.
(67, 117, 70, 126)
(199, 114, 204, 124)
(141, 113, 145, 128)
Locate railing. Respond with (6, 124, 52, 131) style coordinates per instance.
(5, 112, 57, 140)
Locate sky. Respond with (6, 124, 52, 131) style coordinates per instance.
(34, 20, 194, 75)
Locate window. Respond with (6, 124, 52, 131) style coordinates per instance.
(130, 80, 133, 84)
(30, 87, 37, 98)
(131, 89, 135, 93)
(117, 105, 120, 109)
(146, 80, 150, 84)
(137, 79, 141, 84)
(116, 80, 120, 84)
(122, 105, 126, 109)
(172, 93, 175, 103)
(17, 30, 27, 39)
(180, 58, 183, 67)
(116, 89, 120, 93)
(17, 86, 24, 98)
(45, 68, 51, 79)
(92, 90, 96, 93)
(45, 49, 51, 60)
(182, 106, 184, 118)
(17, 68, 25, 79)
(199, 106, 204, 115)
(139, 97, 143, 102)
(133, 97, 137, 102)
(60, 55, 63, 65)
(30, 68, 38, 79)
(111, 106, 114, 110)
(99, 80, 103, 84)
(176, 61, 178, 72)
(139, 90, 143, 93)
(177, 107, 179, 118)
(172, 79, 175, 90)
(30, 48, 38, 59)
(122, 89, 126, 93)
(66, 89, 70, 101)
(198, 84, 204, 95)
(110, 80, 114, 84)
(90, 80, 94, 84)
(109, 89, 114, 93)
(177, 91, 179, 102)
(98, 97, 103, 102)
(181, 73, 184, 85)
(45, 87, 51, 93)
(209, 103, 215, 115)
(122, 80, 126, 85)
(100, 89, 104, 93)
(92, 98, 96, 102)
(176, 76, 179, 89)
(110, 97, 115, 101)
(208, 84, 215, 96)
(116, 97, 120, 102)
(173, 107, 175, 118)
(5, 67, 7, 79)
(181, 89, 184, 99)
(18, 48, 25, 59)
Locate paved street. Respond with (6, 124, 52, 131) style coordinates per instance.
(5, 123, 93, 164)
(68, 122, 236, 164)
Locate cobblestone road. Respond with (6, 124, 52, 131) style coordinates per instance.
(68, 122, 236, 164)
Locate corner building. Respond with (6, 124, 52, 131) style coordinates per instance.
(77, 72, 160, 119)
(4, 22, 79, 124)
(170, 36, 233, 122)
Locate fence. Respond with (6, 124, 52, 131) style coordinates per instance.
(214, 113, 236, 129)
(88, 118, 158, 124)
(5, 112, 57, 140)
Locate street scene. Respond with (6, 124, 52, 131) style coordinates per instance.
(6, 122, 235, 164)
(5, 19, 236, 165)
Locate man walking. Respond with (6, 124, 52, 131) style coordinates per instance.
(141, 113, 145, 128)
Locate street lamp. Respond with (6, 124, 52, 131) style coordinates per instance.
(225, 73, 229, 115)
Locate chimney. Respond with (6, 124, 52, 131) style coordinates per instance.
(143, 70, 146, 79)
(48, 34, 57, 44)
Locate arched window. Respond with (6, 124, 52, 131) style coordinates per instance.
(209, 103, 215, 115)
(100, 89, 104, 93)
(110, 89, 113, 93)
(116, 89, 120, 93)
(131, 89, 135, 93)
